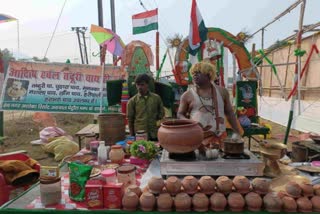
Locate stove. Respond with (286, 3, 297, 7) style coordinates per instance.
(160, 149, 264, 177)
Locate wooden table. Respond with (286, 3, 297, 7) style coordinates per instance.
(75, 124, 130, 150)
(75, 124, 99, 150)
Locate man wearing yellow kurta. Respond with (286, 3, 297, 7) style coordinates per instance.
(127, 74, 165, 141)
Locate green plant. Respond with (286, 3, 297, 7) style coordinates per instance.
(130, 140, 159, 160)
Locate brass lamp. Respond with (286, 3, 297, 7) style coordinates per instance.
(259, 141, 287, 177)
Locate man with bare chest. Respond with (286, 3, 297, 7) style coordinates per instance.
(177, 62, 241, 148)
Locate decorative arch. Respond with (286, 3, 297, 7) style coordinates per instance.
(173, 27, 255, 85)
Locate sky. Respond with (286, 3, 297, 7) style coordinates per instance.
(1, 0, 320, 73)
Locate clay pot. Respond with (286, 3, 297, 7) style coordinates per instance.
(282, 196, 297, 212)
(157, 193, 173, 212)
(174, 192, 192, 212)
(139, 192, 156, 211)
(285, 181, 302, 198)
(210, 192, 227, 212)
(192, 193, 209, 212)
(232, 176, 250, 194)
(198, 176, 216, 195)
(311, 195, 320, 212)
(109, 145, 125, 163)
(296, 196, 312, 212)
(216, 176, 233, 195)
(227, 192, 245, 212)
(263, 192, 283, 212)
(245, 192, 263, 211)
(122, 191, 139, 211)
(158, 119, 203, 153)
(300, 183, 314, 197)
(181, 176, 198, 195)
(251, 178, 270, 195)
(165, 176, 182, 196)
(148, 176, 165, 194)
(313, 184, 320, 196)
(126, 184, 142, 197)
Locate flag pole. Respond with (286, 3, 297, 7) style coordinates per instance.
(99, 63, 105, 114)
(284, 0, 306, 144)
(156, 31, 160, 72)
(17, 19, 20, 59)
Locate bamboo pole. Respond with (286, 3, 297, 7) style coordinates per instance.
(268, 53, 274, 97)
(248, 0, 303, 39)
(284, 45, 292, 87)
(284, 0, 306, 145)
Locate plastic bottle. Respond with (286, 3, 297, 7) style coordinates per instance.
(98, 141, 108, 164)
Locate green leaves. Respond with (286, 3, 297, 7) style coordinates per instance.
(130, 140, 159, 160)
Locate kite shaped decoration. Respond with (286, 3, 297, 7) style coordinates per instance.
(0, 14, 16, 24)
(90, 24, 125, 57)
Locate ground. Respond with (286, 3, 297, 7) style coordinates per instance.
(2, 111, 93, 166)
(1, 111, 301, 166)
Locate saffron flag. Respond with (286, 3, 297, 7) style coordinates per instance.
(132, 9, 158, 35)
(188, 0, 207, 56)
(0, 14, 17, 24)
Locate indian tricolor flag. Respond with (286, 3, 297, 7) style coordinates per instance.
(188, 0, 207, 56)
(132, 9, 158, 35)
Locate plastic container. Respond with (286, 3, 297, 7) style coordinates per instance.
(126, 136, 136, 142)
(98, 141, 109, 164)
(109, 145, 125, 164)
(117, 165, 136, 187)
(136, 130, 147, 141)
(101, 169, 117, 184)
(116, 140, 126, 148)
(40, 177, 61, 206)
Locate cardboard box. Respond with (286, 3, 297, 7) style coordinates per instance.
(85, 180, 104, 209)
(103, 183, 124, 209)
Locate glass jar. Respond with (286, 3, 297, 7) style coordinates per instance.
(136, 130, 147, 141)
(109, 145, 125, 164)
(40, 177, 61, 206)
(125, 141, 133, 158)
(90, 141, 100, 159)
(84, 134, 97, 150)
(117, 165, 136, 187)
(101, 169, 117, 184)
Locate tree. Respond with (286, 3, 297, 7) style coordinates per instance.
(32, 56, 49, 62)
(0, 48, 15, 74)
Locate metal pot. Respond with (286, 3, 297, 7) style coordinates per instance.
(223, 139, 244, 155)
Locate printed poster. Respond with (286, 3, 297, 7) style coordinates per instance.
(0, 61, 127, 113)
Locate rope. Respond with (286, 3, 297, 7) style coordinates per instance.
(43, 0, 67, 58)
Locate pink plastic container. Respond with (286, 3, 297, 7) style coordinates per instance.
(101, 169, 117, 184)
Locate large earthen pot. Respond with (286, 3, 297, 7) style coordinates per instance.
(158, 119, 203, 153)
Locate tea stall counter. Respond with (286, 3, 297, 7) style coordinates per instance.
(1, 158, 319, 214)
(0, 153, 154, 211)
